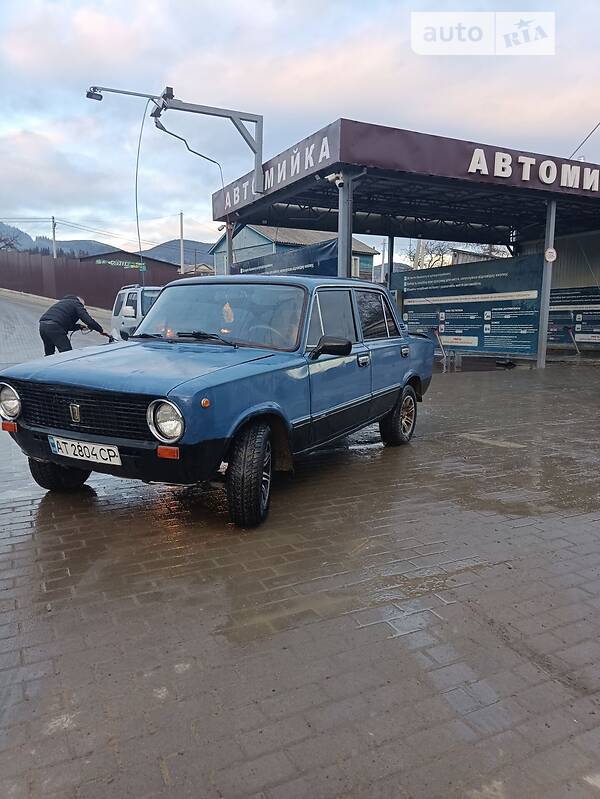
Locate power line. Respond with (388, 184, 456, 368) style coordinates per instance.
(1, 215, 217, 259)
(57, 220, 214, 254)
(55, 219, 165, 248)
(570, 120, 600, 159)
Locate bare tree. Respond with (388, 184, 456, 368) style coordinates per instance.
(469, 243, 509, 259)
(408, 239, 510, 268)
(407, 240, 454, 268)
(0, 230, 19, 251)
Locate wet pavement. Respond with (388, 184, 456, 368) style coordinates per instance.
(2, 295, 600, 798)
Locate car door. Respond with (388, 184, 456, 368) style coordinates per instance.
(122, 290, 139, 337)
(306, 288, 372, 446)
(111, 291, 125, 339)
(355, 289, 410, 418)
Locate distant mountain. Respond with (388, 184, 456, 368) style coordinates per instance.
(35, 236, 112, 257)
(0, 222, 34, 249)
(0, 223, 214, 264)
(143, 239, 214, 266)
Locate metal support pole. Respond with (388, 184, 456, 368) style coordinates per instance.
(51, 216, 57, 259)
(337, 172, 353, 278)
(387, 235, 394, 288)
(179, 212, 184, 274)
(226, 222, 234, 275)
(536, 199, 557, 368)
(568, 327, 581, 355)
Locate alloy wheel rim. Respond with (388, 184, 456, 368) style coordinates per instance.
(400, 395, 416, 436)
(261, 441, 272, 511)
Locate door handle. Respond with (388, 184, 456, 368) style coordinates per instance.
(401, 346, 410, 358)
(357, 354, 370, 367)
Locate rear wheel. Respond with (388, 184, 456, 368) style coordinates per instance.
(28, 459, 91, 491)
(379, 385, 417, 446)
(226, 422, 272, 527)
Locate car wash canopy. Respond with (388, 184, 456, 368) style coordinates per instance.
(212, 118, 600, 246)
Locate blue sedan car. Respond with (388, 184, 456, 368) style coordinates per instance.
(0, 276, 434, 527)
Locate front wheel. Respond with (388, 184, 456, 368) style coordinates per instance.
(29, 459, 91, 491)
(226, 422, 272, 527)
(379, 385, 417, 446)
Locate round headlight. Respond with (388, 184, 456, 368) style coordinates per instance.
(147, 400, 184, 443)
(0, 383, 21, 420)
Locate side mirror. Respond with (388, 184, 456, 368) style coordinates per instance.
(123, 306, 136, 318)
(311, 335, 352, 359)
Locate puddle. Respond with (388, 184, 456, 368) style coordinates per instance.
(458, 433, 526, 450)
(372, 562, 491, 600)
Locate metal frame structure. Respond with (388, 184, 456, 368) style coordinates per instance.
(87, 85, 264, 195)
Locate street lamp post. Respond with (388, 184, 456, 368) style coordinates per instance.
(86, 84, 264, 209)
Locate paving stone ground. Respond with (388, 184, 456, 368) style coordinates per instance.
(2, 293, 600, 798)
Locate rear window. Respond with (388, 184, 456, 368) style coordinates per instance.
(356, 291, 388, 340)
(126, 291, 138, 315)
(356, 290, 403, 339)
(113, 292, 125, 317)
(141, 289, 161, 316)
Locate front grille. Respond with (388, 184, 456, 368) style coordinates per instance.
(12, 381, 153, 441)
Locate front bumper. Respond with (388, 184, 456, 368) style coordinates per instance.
(7, 422, 227, 485)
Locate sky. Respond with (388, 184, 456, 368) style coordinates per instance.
(1, 0, 599, 255)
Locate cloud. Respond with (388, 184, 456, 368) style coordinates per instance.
(1, 0, 600, 245)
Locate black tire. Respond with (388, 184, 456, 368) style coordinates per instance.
(226, 422, 272, 527)
(28, 458, 91, 491)
(379, 385, 418, 446)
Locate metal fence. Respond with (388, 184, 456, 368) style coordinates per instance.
(0, 251, 179, 309)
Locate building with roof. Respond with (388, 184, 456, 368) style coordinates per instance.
(79, 249, 181, 273)
(181, 262, 214, 277)
(209, 224, 378, 280)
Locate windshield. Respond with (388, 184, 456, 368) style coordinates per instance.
(135, 283, 306, 351)
(141, 289, 161, 316)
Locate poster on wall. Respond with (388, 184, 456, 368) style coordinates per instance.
(234, 239, 338, 277)
(549, 286, 600, 346)
(399, 255, 544, 356)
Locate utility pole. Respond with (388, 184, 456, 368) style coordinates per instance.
(379, 238, 386, 283)
(414, 238, 425, 269)
(51, 216, 57, 259)
(179, 212, 184, 274)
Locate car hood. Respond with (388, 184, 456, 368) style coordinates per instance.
(1, 340, 275, 395)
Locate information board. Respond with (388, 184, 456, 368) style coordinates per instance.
(234, 239, 337, 277)
(549, 286, 600, 346)
(399, 255, 544, 356)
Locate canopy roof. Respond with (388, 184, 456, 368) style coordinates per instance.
(213, 119, 600, 246)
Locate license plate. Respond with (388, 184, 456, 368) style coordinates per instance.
(48, 435, 122, 466)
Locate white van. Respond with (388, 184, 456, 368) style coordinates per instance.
(111, 284, 162, 340)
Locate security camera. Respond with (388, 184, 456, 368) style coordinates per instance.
(324, 172, 344, 188)
(86, 89, 103, 101)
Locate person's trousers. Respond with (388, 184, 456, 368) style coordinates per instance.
(39, 321, 72, 356)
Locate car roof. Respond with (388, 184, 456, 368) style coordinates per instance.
(118, 285, 162, 291)
(167, 275, 386, 290)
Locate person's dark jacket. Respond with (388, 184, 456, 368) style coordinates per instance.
(39, 295, 104, 334)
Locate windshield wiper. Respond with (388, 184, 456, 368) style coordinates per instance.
(176, 330, 238, 348)
(130, 332, 164, 339)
